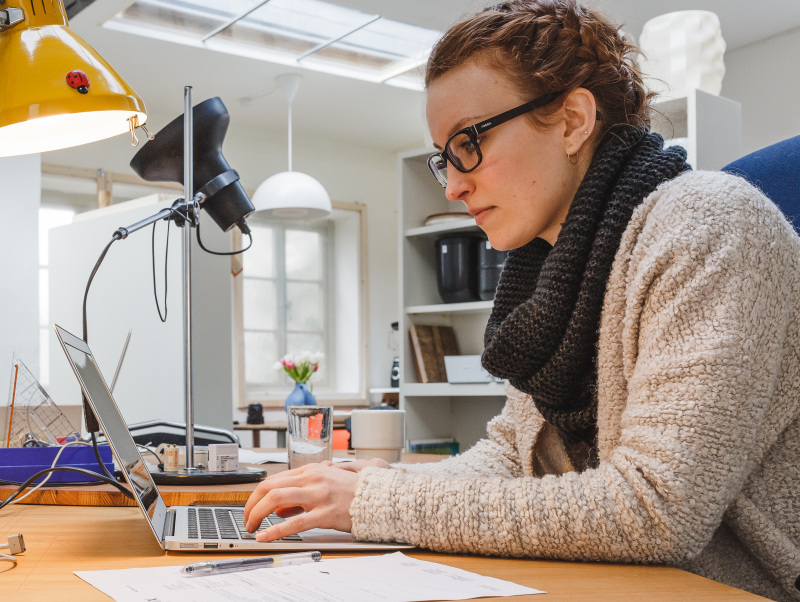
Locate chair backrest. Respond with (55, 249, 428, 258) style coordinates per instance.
(722, 135, 800, 233)
(124, 420, 241, 447)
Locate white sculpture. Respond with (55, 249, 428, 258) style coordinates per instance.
(638, 11, 726, 100)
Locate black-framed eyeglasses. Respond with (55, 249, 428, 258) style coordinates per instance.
(427, 90, 564, 188)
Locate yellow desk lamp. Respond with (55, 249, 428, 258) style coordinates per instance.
(0, 0, 148, 157)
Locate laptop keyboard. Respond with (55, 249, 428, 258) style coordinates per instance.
(186, 507, 302, 542)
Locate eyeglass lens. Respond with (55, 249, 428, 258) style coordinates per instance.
(427, 154, 448, 187)
(447, 131, 480, 173)
(428, 131, 482, 187)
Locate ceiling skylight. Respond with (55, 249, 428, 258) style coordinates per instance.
(103, 0, 440, 90)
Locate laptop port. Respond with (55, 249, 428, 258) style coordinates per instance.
(203, 543, 219, 549)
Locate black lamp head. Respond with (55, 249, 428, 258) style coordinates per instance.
(129, 97, 254, 233)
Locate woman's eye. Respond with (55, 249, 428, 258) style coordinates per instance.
(458, 138, 477, 154)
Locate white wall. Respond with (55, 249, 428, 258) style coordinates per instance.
(48, 195, 234, 431)
(723, 25, 800, 154)
(0, 155, 41, 429)
(45, 116, 400, 398)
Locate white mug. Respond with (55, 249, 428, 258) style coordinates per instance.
(350, 409, 405, 463)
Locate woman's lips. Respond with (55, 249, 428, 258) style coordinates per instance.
(471, 206, 494, 226)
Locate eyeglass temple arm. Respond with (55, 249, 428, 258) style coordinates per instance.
(472, 91, 564, 136)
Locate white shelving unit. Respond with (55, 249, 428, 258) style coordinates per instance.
(650, 89, 742, 170)
(396, 92, 741, 452)
(397, 148, 507, 452)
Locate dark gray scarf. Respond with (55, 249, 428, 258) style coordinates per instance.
(482, 127, 690, 448)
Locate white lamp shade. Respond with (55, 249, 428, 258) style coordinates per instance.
(251, 171, 332, 219)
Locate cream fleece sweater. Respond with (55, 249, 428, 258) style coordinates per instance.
(350, 171, 800, 601)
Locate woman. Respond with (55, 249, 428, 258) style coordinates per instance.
(245, 2, 800, 599)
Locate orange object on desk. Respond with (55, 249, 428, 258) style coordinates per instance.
(333, 429, 350, 450)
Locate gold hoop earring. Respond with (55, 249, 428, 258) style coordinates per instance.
(567, 150, 578, 166)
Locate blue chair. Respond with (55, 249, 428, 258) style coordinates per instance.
(722, 135, 800, 233)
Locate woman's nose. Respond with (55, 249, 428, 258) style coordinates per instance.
(445, 168, 472, 202)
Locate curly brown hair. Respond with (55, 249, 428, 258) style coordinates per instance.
(425, 0, 652, 140)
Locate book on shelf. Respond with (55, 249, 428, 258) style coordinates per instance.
(407, 437, 460, 455)
(408, 324, 459, 383)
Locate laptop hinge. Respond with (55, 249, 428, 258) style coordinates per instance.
(164, 508, 177, 538)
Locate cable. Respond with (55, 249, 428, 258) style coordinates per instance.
(81, 235, 121, 435)
(196, 220, 253, 256)
(8, 441, 89, 505)
(0, 466, 133, 511)
(91, 432, 116, 484)
(151, 219, 170, 322)
(0, 479, 114, 487)
(83, 235, 121, 345)
(0, 534, 24, 565)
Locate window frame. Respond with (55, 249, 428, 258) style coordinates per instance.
(232, 200, 369, 409)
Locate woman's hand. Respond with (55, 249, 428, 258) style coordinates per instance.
(243, 463, 361, 541)
(322, 457, 393, 472)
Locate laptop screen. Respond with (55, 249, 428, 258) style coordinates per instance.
(54, 324, 169, 545)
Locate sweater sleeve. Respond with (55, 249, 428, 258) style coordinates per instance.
(350, 172, 798, 562)
(391, 384, 532, 479)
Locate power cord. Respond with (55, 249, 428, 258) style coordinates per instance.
(196, 220, 253, 256)
(0, 438, 134, 512)
(6, 440, 89, 505)
(0, 534, 25, 564)
(152, 219, 169, 322)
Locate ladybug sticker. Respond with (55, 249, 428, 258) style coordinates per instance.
(66, 70, 89, 94)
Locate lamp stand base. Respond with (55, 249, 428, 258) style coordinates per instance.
(149, 465, 265, 485)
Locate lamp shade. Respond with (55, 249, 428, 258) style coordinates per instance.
(252, 171, 332, 219)
(0, 0, 147, 157)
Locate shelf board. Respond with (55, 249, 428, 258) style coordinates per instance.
(405, 218, 478, 239)
(402, 382, 506, 397)
(406, 300, 493, 315)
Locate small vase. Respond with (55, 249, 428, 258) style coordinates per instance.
(285, 382, 316, 410)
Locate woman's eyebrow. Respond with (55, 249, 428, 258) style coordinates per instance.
(434, 115, 485, 149)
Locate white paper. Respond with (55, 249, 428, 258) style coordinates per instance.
(74, 552, 544, 602)
(238, 449, 353, 464)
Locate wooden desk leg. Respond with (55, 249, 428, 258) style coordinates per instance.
(252, 430, 261, 448)
(277, 431, 286, 448)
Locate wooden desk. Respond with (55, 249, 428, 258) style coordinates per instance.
(0, 450, 440, 507)
(0, 503, 767, 601)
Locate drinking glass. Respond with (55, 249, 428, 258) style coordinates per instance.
(287, 406, 333, 469)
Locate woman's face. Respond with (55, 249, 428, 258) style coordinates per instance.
(426, 60, 583, 250)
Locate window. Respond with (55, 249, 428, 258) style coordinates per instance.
(235, 204, 366, 406)
(103, 0, 440, 89)
(38, 205, 76, 387)
(242, 217, 333, 390)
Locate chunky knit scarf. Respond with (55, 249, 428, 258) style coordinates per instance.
(482, 127, 690, 448)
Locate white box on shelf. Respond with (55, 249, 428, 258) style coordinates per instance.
(444, 355, 501, 384)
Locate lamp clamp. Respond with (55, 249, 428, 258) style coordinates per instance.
(0, 7, 23, 29)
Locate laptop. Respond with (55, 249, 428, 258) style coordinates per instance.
(54, 323, 411, 552)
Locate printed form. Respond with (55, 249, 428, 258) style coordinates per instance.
(75, 551, 544, 602)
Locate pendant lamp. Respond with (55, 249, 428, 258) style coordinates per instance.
(0, 0, 148, 157)
(251, 74, 332, 219)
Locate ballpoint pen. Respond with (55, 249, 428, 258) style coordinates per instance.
(181, 551, 322, 577)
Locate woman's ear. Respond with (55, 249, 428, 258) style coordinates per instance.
(563, 88, 598, 157)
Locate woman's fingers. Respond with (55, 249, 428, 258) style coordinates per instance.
(246, 485, 310, 531)
(244, 463, 360, 537)
(274, 506, 304, 518)
(244, 468, 308, 527)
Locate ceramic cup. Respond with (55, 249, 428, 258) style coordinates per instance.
(350, 409, 405, 463)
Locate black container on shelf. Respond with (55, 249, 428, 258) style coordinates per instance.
(436, 236, 480, 303)
(477, 238, 509, 301)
